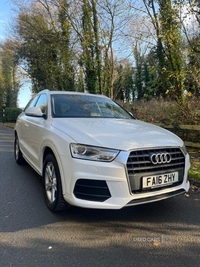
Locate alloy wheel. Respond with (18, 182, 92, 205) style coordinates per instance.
(45, 162, 57, 203)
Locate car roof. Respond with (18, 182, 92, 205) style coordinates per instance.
(40, 89, 109, 99)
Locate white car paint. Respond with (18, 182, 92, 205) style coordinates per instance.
(52, 118, 183, 150)
(14, 90, 190, 211)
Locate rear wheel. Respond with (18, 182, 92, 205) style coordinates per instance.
(14, 135, 25, 164)
(43, 154, 69, 212)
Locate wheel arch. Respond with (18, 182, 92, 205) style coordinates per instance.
(43, 147, 54, 166)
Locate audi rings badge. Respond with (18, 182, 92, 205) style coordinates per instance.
(150, 153, 171, 165)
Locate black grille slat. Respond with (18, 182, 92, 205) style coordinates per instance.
(74, 192, 111, 202)
(127, 160, 151, 165)
(127, 162, 184, 172)
(127, 155, 184, 163)
(126, 147, 185, 193)
(76, 184, 108, 189)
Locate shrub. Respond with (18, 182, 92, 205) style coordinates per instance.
(1, 107, 22, 122)
(117, 97, 200, 144)
(117, 97, 200, 125)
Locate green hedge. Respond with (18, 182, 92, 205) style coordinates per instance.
(1, 107, 22, 122)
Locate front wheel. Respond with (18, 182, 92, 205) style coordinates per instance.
(43, 154, 70, 212)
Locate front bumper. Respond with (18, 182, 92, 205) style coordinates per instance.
(61, 151, 190, 209)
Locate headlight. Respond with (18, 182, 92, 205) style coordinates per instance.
(70, 143, 120, 162)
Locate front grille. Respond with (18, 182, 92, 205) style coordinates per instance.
(73, 179, 111, 202)
(126, 147, 185, 193)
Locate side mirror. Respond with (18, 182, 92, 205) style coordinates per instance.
(25, 107, 44, 117)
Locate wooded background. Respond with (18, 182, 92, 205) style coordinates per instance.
(0, 0, 200, 108)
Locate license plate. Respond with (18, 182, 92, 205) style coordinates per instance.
(143, 172, 179, 189)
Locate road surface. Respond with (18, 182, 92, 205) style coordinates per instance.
(0, 125, 199, 267)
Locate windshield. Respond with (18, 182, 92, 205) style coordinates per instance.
(51, 94, 133, 119)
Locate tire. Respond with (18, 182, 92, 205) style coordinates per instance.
(14, 135, 25, 164)
(43, 154, 70, 212)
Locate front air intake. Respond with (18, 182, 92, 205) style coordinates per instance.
(74, 179, 111, 202)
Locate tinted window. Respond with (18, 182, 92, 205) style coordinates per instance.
(51, 94, 132, 119)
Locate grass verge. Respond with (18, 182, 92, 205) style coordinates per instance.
(188, 148, 200, 182)
(0, 122, 15, 129)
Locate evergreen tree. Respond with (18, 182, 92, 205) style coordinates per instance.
(16, 1, 75, 93)
(81, 0, 98, 94)
(0, 40, 20, 107)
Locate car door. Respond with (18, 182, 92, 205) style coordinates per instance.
(23, 93, 48, 169)
(17, 95, 40, 158)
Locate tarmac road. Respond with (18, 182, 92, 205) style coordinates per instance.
(0, 125, 200, 267)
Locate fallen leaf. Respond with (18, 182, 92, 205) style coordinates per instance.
(153, 240, 161, 247)
(190, 185, 199, 191)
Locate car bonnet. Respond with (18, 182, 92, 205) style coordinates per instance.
(51, 118, 183, 151)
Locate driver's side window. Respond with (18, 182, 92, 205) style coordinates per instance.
(24, 96, 39, 111)
(35, 94, 47, 114)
